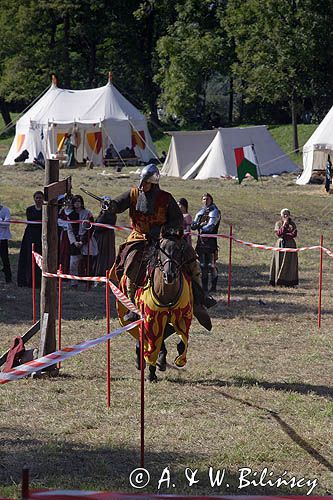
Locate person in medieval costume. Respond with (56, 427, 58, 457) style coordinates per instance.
(67, 195, 98, 287)
(191, 193, 220, 293)
(109, 164, 212, 329)
(325, 155, 332, 193)
(93, 196, 116, 278)
(57, 195, 73, 274)
(64, 133, 76, 167)
(269, 208, 299, 287)
(17, 191, 44, 287)
(0, 202, 12, 284)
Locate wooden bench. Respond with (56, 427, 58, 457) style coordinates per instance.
(103, 157, 143, 171)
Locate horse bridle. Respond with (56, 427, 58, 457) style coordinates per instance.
(157, 242, 184, 275)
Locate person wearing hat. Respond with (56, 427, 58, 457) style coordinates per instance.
(108, 164, 212, 328)
(269, 208, 299, 287)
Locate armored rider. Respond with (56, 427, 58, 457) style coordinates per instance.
(109, 164, 212, 328)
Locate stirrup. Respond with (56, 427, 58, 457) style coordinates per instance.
(124, 310, 140, 322)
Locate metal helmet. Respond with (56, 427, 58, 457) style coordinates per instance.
(139, 164, 160, 188)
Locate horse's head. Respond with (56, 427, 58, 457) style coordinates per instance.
(158, 228, 183, 285)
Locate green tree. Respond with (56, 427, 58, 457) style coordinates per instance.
(155, 0, 227, 126)
(226, 0, 333, 150)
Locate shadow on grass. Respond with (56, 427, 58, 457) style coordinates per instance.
(230, 375, 333, 400)
(0, 434, 322, 496)
(217, 262, 311, 290)
(208, 297, 323, 320)
(0, 284, 117, 325)
(169, 378, 333, 475)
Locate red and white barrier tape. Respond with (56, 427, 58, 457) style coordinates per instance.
(9, 218, 333, 257)
(32, 252, 140, 314)
(8, 219, 131, 232)
(108, 280, 139, 313)
(0, 319, 143, 385)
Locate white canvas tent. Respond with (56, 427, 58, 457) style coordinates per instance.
(4, 78, 156, 166)
(297, 108, 333, 185)
(162, 126, 298, 179)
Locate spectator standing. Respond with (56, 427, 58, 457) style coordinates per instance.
(191, 193, 220, 293)
(67, 195, 98, 288)
(58, 196, 73, 274)
(178, 198, 193, 246)
(325, 155, 332, 193)
(0, 202, 12, 283)
(270, 208, 299, 287)
(17, 191, 44, 287)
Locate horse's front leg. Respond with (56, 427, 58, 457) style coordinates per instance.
(148, 364, 157, 383)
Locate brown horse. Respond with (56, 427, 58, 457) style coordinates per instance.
(116, 234, 193, 382)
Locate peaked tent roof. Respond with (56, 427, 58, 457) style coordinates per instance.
(161, 130, 216, 178)
(4, 81, 156, 165)
(163, 126, 298, 180)
(17, 81, 146, 126)
(297, 107, 333, 185)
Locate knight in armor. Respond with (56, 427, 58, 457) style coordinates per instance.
(109, 164, 212, 328)
(191, 193, 220, 293)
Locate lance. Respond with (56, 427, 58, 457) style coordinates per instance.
(80, 186, 103, 203)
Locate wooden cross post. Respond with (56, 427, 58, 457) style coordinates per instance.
(39, 158, 71, 362)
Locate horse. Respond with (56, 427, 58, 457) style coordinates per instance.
(116, 232, 193, 382)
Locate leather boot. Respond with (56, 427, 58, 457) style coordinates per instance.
(193, 303, 212, 331)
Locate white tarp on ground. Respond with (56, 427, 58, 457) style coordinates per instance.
(4, 80, 156, 166)
(162, 126, 298, 179)
(297, 108, 333, 185)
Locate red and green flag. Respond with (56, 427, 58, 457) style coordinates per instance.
(234, 145, 259, 184)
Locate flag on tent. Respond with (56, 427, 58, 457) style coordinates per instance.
(16, 134, 25, 152)
(131, 127, 146, 149)
(87, 132, 102, 154)
(234, 145, 259, 184)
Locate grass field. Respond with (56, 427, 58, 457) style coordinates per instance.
(0, 133, 333, 497)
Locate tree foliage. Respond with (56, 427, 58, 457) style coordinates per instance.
(0, 0, 333, 128)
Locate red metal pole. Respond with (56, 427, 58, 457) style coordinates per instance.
(227, 224, 233, 306)
(57, 264, 63, 369)
(32, 243, 36, 324)
(140, 303, 145, 468)
(106, 271, 111, 407)
(318, 235, 324, 329)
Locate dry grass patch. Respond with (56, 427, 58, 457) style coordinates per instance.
(0, 165, 332, 497)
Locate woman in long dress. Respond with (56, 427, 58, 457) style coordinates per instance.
(17, 191, 44, 287)
(270, 208, 299, 287)
(58, 196, 73, 274)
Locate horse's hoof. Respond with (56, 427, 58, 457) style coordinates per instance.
(177, 341, 185, 356)
(147, 370, 158, 382)
(174, 355, 186, 369)
(156, 351, 167, 371)
(147, 366, 158, 382)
